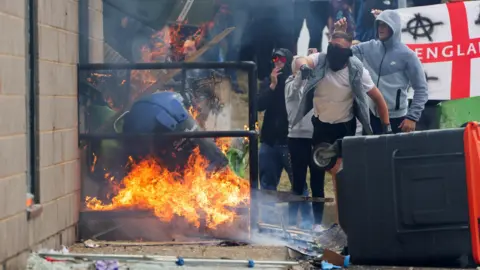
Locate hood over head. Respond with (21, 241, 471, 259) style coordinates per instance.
(272, 48, 294, 76)
(375, 9, 402, 46)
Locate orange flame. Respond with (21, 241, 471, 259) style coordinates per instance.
(85, 108, 249, 229)
(85, 147, 249, 229)
(90, 153, 97, 173)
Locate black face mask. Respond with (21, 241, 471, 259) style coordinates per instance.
(326, 43, 353, 72)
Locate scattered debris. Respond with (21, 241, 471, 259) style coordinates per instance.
(217, 241, 249, 247)
(257, 221, 350, 269)
(286, 244, 320, 259)
(95, 260, 119, 270)
(322, 249, 350, 268)
(321, 260, 342, 270)
(84, 239, 100, 248)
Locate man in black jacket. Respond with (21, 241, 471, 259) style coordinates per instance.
(257, 49, 296, 192)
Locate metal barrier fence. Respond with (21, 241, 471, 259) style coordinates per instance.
(77, 61, 259, 241)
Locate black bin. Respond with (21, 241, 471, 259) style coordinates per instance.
(337, 129, 473, 266)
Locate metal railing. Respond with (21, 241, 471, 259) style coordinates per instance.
(77, 61, 259, 240)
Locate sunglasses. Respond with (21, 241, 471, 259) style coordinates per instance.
(272, 55, 287, 63)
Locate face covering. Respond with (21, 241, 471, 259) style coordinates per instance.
(326, 43, 353, 72)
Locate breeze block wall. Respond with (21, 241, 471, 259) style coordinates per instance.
(0, 0, 103, 268)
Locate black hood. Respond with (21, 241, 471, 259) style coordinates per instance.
(272, 48, 293, 76)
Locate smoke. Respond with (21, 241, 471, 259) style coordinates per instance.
(204, 104, 232, 131)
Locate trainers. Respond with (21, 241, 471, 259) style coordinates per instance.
(315, 224, 348, 251)
(312, 224, 327, 233)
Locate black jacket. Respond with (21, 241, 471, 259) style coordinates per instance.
(257, 48, 293, 146)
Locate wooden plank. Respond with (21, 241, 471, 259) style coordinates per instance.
(142, 27, 235, 94)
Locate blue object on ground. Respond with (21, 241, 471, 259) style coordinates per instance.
(95, 260, 119, 270)
(321, 260, 341, 270)
(176, 257, 185, 266)
(248, 259, 255, 268)
(344, 255, 351, 267)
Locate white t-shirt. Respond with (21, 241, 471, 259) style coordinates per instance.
(308, 53, 375, 124)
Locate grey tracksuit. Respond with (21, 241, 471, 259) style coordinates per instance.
(352, 10, 428, 121)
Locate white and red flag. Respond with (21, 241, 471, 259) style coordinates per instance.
(400, 2, 480, 100)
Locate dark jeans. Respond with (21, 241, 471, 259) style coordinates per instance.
(259, 143, 294, 190)
(369, 111, 405, 135)
(288, 138, 324, 227)
(293, 0, 329, 53)
(259, 142, 299, 224)
(311, 116, 356, 223)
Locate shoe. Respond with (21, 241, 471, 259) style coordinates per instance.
(315, 224, 348, 251)
(312, 224, 328, 233)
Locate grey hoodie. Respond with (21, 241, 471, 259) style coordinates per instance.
(285, 72, 314, 138)
(352, 10, 428, 121)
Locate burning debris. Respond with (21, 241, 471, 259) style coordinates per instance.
(84, 90, 250, 231)
(85, 147, 249, 229)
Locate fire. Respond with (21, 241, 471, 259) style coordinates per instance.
(243, 122, 260, 143)
(85, 147, 249, 229)
(90, 153, 97, 173)
(188, 106, 199, 120)
(84, 17, 251, 229)
(126, 20, 208, 102)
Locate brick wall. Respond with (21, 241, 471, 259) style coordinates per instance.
(0, 0, 103, 269)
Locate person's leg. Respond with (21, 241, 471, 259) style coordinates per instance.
(259, 143, 281, 190)
(328, 118, 357, 224)
(308, 138, 326, 226)
(307, 1, 330, 52)
(311, 117, 331, 229)
(312, 117, 356, 228)
(288, 138, 312, 227)
(259, 143, 282, 223)
(273, 144, 290, 190)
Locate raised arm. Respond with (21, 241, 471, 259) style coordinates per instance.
(333, 13, 380, 61)
(285, 56, 310, 123)
(257, 78, 274, 112)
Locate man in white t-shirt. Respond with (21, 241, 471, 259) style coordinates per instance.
(300, 34, 390, 148)
(294, 31, 390, 231)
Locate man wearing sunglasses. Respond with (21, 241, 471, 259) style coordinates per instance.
(258, 49, 307, 221)
(291, 32, 391, 230)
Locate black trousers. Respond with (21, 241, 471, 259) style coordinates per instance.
(288, 137, 325, 225)
(312, 116, 357, 145)
(293, 0, 329, 53)
(310, 116, 356, 224)
(369, 111, 405, 135)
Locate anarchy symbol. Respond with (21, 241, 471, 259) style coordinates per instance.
(402, 13, 443, 41)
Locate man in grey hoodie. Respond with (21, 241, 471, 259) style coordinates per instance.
(335, 9, 428, 133)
